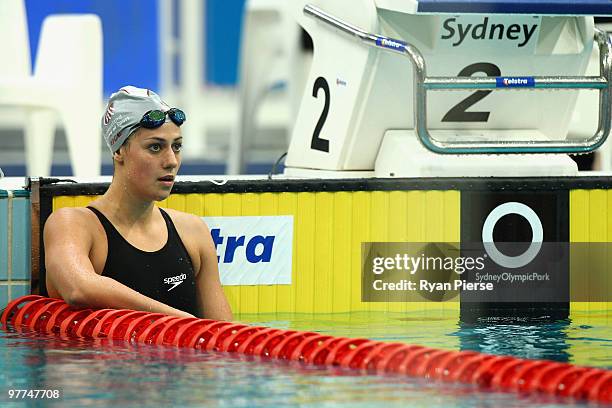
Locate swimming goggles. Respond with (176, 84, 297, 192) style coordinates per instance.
(134, 108, 186, 130)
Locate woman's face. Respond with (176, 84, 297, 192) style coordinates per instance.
(116, 122, 183, 202)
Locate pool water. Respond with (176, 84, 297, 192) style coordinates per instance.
(0, 310, 610, 407)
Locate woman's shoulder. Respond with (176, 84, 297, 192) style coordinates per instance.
(43, 206, 103, 246)
(161, 207, 210, 234)
(46, 206, 99, 227)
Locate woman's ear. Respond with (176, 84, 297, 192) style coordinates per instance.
(113, 148, 125, 165)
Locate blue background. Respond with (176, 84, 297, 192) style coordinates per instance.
(25, 0, 246, 95)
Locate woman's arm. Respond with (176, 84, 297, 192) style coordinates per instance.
(44, 208, 193, 318)
(193, 218, 233, 321)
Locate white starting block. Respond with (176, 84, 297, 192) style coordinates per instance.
(283, 0, 612, 177)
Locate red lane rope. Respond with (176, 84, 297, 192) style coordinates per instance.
(1, 296, 610, 403)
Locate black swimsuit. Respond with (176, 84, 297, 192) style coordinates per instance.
(87, 206, 199, 316)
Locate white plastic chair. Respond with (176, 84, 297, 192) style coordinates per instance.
(0, 0, 103, 177)
(228, 0, 306, 174)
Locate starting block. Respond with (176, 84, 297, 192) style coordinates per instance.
(284, 0, 612, 177)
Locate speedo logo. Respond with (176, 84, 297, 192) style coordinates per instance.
(164, 273, 187, 291)
(375, 37, 406, 51)
(211, 228, 275, 264)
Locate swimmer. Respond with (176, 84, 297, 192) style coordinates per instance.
(44, 86, 233, 320)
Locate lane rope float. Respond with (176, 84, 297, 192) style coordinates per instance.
(1, 295, 610, 403)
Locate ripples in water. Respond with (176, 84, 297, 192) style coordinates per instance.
(0, 311, 609, 407)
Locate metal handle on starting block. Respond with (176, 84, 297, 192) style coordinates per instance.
(304, 4, 612, 154)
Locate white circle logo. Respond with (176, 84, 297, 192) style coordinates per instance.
(481, 202, 543, 269)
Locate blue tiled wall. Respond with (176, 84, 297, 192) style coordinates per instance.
(0, 191, 31, 308)
(11, 197, 31, 281)
(0, 198, 7, 281)
(0, 286, 7, 311)
(10, 284, 30, 301)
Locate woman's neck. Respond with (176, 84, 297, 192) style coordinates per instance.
(97, 180, 156, 226)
